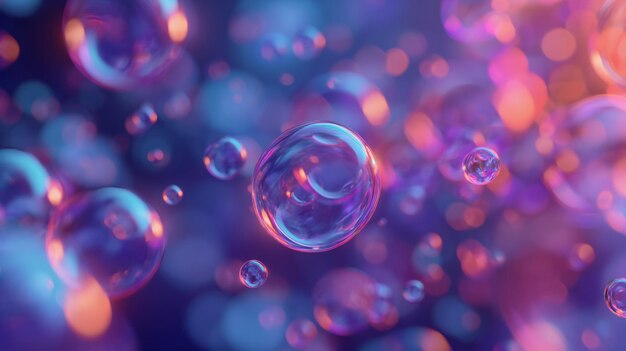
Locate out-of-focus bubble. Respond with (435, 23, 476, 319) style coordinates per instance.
(162, 184, 183, 205)
(239, 260, 268, 288)
(590, 0, 626, 88)
(285, 318, 318, 349)
(163, 92, 191, 119)
(313, 268, 377, 335)
(568, 243, 595, 271)
(0, 31, 19, 69)
(63, 0, 187, 90)
(203, 137, 247, 180)
(605, 278, 626, 318)
(0, 0, 41, 17)
(457, 239, 493, 277)
(360, 327, 452, 351)
(125, 103, 157, 135)
(260, 33, 290, 61)
(462, 147, 501, 185)
(46, 187, 165, 298)
(294, 72, 390, 135)
(402, 280, 425, 303)
(441, 0, 512, 44)
(63, 277, 112, 338)
(0, 149, 51, 226)
(252, 122, 380, 252)
(14, 80, 59, 121)
(292, 27, 326, 60)
(433, 296, 481, 341)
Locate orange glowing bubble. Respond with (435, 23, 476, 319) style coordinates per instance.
(612, 156, 626, 196)
(541, 28, 577, 62)
(64, 278, 112, 338)
(457, 240, 491, 277)
(489, 47, 529, 84)
(573, 243, 595, 265)
(404, 112, 442, 156)
(487, 12, 516, 43)
(361, 90, 390, 126)
(64, 19, 85, 51)
(168, 10, 188, 43)
(385, 48, 410, 77)
(555, 149, 580, 173)
(494, 75, 547, 133)
(0, 32, 20, 68)
(535, 136, 554, 155)
(47, 180, 64, 206)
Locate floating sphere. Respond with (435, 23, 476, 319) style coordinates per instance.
(126, 103, 158, 135)
(462, 147, 501, 185)
(62, 0, 188, 90)
(162, 185, 183, 205)
(46, 187, 165, 297)
(0, 149, 51, 225)
(285, 318, 318, 349)
(402, 280, 425, 303)
(252, 122, 380, 252)
(239, 260, 268, 288)
(605, 278, 626, 318)
(203, 137, 247, 180)
(292, 27, 326, 60)
(590, 0, 626, 88)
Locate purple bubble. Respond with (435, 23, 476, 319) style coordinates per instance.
(239, 260, 268, 288)
(203, 137, 247, 180)
(462, 147, 501, 185)
(605, 278, 626, 318)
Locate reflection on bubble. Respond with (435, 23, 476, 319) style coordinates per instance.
(313, 268, 377, 335)
(46, 187, 165, 297)
(0, 149, 51, 226)
(63, 0, 187, 90)
(285, 318, 317, 349)
(239, 260, 268, 288)
(126, 103, 157, 135)
(590, 0, 626, 88)
(162, 184, 183, 205)
(605, 278, 626, 318)
(252, 122, 380, 252)
(204, 137, 247, 180)
(403, 280, 425, 303)
(292, 27, 326, 60)
(462, 147, 501, 185)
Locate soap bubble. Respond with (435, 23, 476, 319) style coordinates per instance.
(285, 318, 318, 349)
(125, 103, 158, 135)
(402, 280, 425, 303)
(204, 137, 247, 180)
(63, 0, 188, 90)
(462, 147, 501, 185)
(162, 185, 183, 205)
(239, 260, 268, 288)
(605, 278, 626, 318)
(252, 122, 381, 252)
(46, 187, 165, 297)
(590, 0, 626, 88)
(292, 27, 326, 60)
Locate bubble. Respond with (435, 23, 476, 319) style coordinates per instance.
(0, 32, 19, 69)
(46, 187, 165, 297)
(402, 280, 425, 303)
(63, 0, 188, 90)
(285, 318, 318, 349)
(125, 103, 157, 135)
(292, 27, 326, 60)
(440, 0, 502, 43)
(605, 278, 626, 318)
(462, 147, 501, 185)
(590, 0, 626, 88)
(260, 33, 290, 61)
(162, 184, 183, 205)
(204, 137, 247, 180)
(252, 122, 381, 252)
(0, 149, 51, 225)
(239, 260, 268, 288)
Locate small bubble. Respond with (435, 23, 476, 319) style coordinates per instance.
(286, 318, 318, 349)
(203, 137, 247, 180)
(126, 103, 158, 135)
(402, 280, 425, 303)
(239, 259, 268, 288)
(162, 184, 183, 205)
(605, 278, 626, 318)
(462, 147, 501, 185)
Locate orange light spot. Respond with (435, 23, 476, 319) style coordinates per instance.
(63, 278, 112, 339)
(541, 28, 576, 62)
(494, 80, 535, 133)
(404, 112, 442, 156)
(385, 48, 410, 76)
(487, 12, 516, 43)
(47, 180, 64, 206)
(168, 10, 188, 43)
(47, 239, 64, 264)
(361, 90, 390, 126)
(535, 136, 554, 155)
(261, 209, 273, 229)
(555, 149, 580, 173)
(64, 19, 85, 51)
(0, 32, 20, 67)
(150, 213, 163, 239)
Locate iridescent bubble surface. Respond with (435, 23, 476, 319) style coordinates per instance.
(126, 103, 158, 135)
(46, 187, 165, 297)
(292, 27, 326, 60)
(252, 122, 381, 252)
(605, 278, 626, 318)
(285, 318, 318, 349)
(63, 0, 188, 90)
(203, 137, 247, 180)
(590, 0, 626, 88)
(239, 259, 268, 288)
(0, 149, 51, 225)
(403, 280, 425, 303)
(462, 147, 501, 185)
(162, 184, 183, 205)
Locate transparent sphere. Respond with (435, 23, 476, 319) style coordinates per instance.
(63, 0, 188, 90)
(402, 280, 425, 303)
(292, 27, 326, 60)
(162, 184, 183, 205)
(591, 0, 626, 88)
(605, 278, 626, 318)
(285, 318, 318, 349)
(126, 103, 158, 135)
(0, 149, 51, 225)
(203, 137, 247, 180)
(462, 147, 501, 185)
(239, 260, 268, 288)
(252, 122, 381, 252)
(46, 187, 165, 297)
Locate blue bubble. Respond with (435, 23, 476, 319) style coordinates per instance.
(252, 122, 380, 252)
(402, 280, 425, 303)
(46, 187, 165, 297)
(605, 278, 626, 318)
(162, 184, 183, 205)
(126, 103, 158, 135)
(292, 27, 325, 60)
(204, 137, 247, 180)
(462, 147, 501, 185)
(239, 260, 268, 288)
